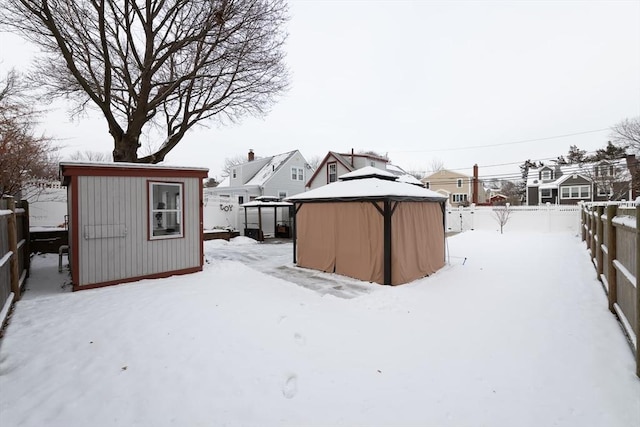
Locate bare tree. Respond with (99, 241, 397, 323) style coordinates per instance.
(430, 158, 445, 173)
(492, 203, 511, 234)
(0, 70, 58, 198)
(306, 155, 322, 172)
(68, 150, 111, 162)
(610, 117, 640, 154)
(221, 153, 252, 177)
(1, 0, 289, 163)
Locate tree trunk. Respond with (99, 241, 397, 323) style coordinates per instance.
(112, 133, 140, 163)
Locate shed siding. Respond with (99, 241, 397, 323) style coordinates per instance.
(76, 175, 200, 287)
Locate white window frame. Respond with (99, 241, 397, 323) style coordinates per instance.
(597, 184, 611, 196)
(232, 168, 237, 179)
(149, 181, 184, 240)
(456, 178, 463, 188)
(291, 167, 304, 181)
(560, 185, 590, 199)
(542, 170, 552, 180)
(328, 163, 337, 183)
(452, 193, 468, 203)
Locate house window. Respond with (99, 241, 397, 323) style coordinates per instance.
(238, 196, 244, 204)
(291, 167, 304, 181)
(561, 185, 590, 199)
(425, 182, 430, 189)
(370, 161, 375, 167)
(541, 188, 551, 198)
(597, 165, 615, 178)
(328, 163, 337, 183)
(542, 170, 552, 180)
(149, 182, 183, 239)
(278, 191, 287, 199)
(456, 179, 463, 188)
(232, 169, 237, 179)
(597, 185, 611, 196)
(452, 194, 468, 203)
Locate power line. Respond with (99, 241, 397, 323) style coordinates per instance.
(390, 128, 610, 153)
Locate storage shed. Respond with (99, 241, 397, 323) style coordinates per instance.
(60, 162, 208, 291)
(287, 167, 448, 286)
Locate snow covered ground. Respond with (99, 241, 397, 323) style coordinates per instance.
(1, 231, 639, 426)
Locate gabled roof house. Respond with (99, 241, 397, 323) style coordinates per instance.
(421, 169, 486, 207)
(306, 150, 420, 189)
(525, 156, 638, 205)
(207, 149, 310, 204)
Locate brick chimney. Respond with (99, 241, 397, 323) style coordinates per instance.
(248, 149, 254, 162)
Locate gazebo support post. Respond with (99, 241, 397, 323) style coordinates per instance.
(258, 206, 263, 242)
(383, 199, 392, 285)
(244, 207, 248, 237)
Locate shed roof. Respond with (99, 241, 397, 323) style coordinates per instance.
(60, 162, 208, 186)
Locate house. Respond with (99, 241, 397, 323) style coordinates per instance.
(421, 168, 486, 207)
(287, 167, 448, 286)
(305, 151, 391, 190)
(60, 162, 208, 290)
(207, 149, 310, 204)
(306, 150, 420, 189)
(525, 156, 637, 205)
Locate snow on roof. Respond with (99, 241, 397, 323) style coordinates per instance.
(59, 161, 208, 172)
(339, 166, 397, 181)
(217, 176, 230, 187)
(241, 200, 293, 207)
(245, 151, 296, 186)
(286, 176, 447, 202)
(397, 174, 423, 185)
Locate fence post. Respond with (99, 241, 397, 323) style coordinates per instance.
(605, 205, 617, 313)
(20, 200, 30, 276)
(595, 206, 604, 279)
(580, 204, 586, 242)
(636, 204, 640, 378)
(2, 196, 20, 301)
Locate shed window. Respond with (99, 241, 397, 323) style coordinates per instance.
(149, 182, 184, 239)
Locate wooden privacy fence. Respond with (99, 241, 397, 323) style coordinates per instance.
(0, 197, 30, 330)
(581, 201, 639, 377)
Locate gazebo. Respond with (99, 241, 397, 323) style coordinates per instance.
(286, 167, 448, 285)
(241, 196, 293, 241)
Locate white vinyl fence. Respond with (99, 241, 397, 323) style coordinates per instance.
(446, 204, 582, 234)
(203, 194, 241, 231)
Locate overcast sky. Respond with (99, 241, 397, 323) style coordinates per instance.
(1, 0, 639, 181)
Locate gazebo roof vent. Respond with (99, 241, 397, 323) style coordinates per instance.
(339, 166, 398, 182)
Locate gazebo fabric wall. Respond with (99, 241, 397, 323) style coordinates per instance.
(391, 202, 445, 285)
(296, 201, 444, 285)
(296, 202, 384, 283)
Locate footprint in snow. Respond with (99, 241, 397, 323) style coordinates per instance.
(294, 332, 306, 346)
(282, 374, 298, 399)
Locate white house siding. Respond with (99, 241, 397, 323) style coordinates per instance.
(307, 161, 352, 191)
(262, 153, 308, 198)
(76, 175, 201, 287)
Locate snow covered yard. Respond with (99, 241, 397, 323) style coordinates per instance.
(0, 231, 639, 427)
